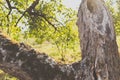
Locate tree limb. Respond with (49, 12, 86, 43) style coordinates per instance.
(5, 0, 21, 21)
(0, 63, 32, 80)
(5, 0, 61, 30)
(15, 0, 39, 26)
(0, 32, 80, 80)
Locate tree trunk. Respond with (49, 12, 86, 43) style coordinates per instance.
(0, 0, 120, 80)
(77, 0, 120, 80)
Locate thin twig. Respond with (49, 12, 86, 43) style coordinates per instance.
(5, 0, 12, 9)
(5, 0, 60, 31)
(15, 0, 39, 26)
(15, 10, 27, 26)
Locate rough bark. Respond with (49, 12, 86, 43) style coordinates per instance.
(77, 0, 120, 80)
(0, 0, 120, 80)
(0, 32, 79, 80)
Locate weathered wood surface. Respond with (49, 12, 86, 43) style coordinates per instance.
(77, 0, 120, 80)
(0, 0, 120, 80)
(0, 32, 79, 80)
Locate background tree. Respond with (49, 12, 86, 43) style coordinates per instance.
(0, 0, 80, 63)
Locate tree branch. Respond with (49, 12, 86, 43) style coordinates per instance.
(27, 0, 39, 13)
(0, 63, 32, 80)
(5, 0, 60, 30)
(0, 32, 80, 80)
(5, 0, 21, 21)
(15, 0, 39, 26)
(15, 10, 27, 27)
(5, 0, 12, 9)
(42, 15, 57, 31)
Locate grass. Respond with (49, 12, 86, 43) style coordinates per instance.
(33, 42, 81, 64)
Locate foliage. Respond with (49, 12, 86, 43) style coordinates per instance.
(105, 0, 120, 35)
(0, 0, 120, 62)
(0, 0, 80, 63)
(117, 36, 120, 53)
